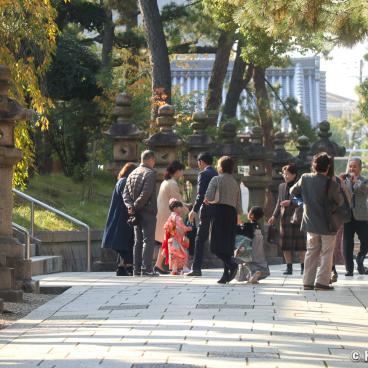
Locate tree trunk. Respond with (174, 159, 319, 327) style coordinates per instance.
(223, 39, 253, 119)
(138, 0, 171, 119)
(101, 7, 115, 68)
(253, 66, 274, 149)
(205, 30, 234, 121)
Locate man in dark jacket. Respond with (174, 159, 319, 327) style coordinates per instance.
(186, 152, 217, 276)
(123, 150, 158, 276)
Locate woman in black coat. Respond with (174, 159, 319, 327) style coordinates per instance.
(102, 163, 137, 276)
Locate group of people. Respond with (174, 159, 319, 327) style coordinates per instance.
(102, 149, 368, 290)
(270, 152, 368, 290)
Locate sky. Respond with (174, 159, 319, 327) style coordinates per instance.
(316, 42, 367, 101)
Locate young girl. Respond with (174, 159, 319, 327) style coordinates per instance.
(235, 206, 270, 284)
(162, 199, 192, 275)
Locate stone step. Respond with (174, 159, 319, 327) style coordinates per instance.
(31, 256, 62, 276)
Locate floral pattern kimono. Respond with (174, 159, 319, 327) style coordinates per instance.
(162, 213, 191, 271)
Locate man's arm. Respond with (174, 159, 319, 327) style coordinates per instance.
(193, 171, 205, 213)
(123, 179, 134, 210)
(290, 177, 302, 197)
(134, 171, 156, 211)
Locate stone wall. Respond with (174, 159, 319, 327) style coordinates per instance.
(35, 230, 103, 272)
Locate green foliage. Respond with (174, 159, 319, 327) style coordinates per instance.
(46, 30, 101, 100)
(13, 173, 115, 230)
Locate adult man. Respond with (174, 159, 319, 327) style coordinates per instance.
(342, 158, 368, 276)
(291, 152, 343, 290)
(186, 152, 217, 276)
(123, 150, 158, 276)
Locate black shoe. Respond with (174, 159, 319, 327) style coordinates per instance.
(186, 270, 202, 277)
(133, 269, 141, 276)
(154, 266, 170, 275)
(227, 264, 238, 283)
(141, 269, 159, 277)
(116, 266, 129, 276)
(283, 264, 293, 275)
(126, 265, 133, 276)
(345, 271, 354, 277)
(217, 272, 228, 284)
(357, 262, 368, 275)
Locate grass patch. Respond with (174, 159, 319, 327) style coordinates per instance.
(13, 172, 115, 230)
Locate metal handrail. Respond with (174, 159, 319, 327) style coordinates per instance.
(12, 188, 91, 272)
(12, 222, 31, 260)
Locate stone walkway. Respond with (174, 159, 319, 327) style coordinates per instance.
(0, 266, 368, 368)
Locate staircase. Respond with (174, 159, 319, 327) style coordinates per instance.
(12, 226, 62, 276)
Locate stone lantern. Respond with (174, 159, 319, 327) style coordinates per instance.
(295, 135, 312, 175)
(217, 122, 243, 166)
(145, 104, 182, 184)
(104, 92, 144, 174)
(310, 120, 346, 158)
(269, 131, 295, 208)
(186, 111, 214, 203)
(0, 65, 35, 302)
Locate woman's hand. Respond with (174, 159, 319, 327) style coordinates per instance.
(268, 216, 276, 225)
(280, 200, 291, 207)
(203, 198, 209, 205)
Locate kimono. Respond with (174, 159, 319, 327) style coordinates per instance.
(162, 213, 191, 271)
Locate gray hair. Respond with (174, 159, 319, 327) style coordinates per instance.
(349, 157, 362, 168)
(141, 150, 155, 162)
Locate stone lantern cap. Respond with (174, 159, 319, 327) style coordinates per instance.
(145, 103, 182, 148)
(187, 111, 213, 148)
(310, 120, 346, 157)
(272, 131, 294, 164)
(104, 92, 144, 139)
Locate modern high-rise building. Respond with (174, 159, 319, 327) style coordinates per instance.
(171, 55, 327, 127)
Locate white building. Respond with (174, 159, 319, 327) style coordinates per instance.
(171, 55, 327, 127)
(326, 92, 358, 120)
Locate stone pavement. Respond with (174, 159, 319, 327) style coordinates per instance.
(0, 266, 368, 368)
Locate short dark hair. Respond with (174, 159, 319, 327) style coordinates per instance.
(169, 200, 183, 211)
(312, 152, 332, 173)
(249, 206, 264, 221)
(198, 152, 213, 165)
(282, 164, 297, 176)
(141, 150, 155, 162)
(218, 155, 234, 174)
(117, 162, 137, 179)
(164, 160, 185, 180)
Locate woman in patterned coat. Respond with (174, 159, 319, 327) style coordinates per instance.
(268, 164, 306, 275)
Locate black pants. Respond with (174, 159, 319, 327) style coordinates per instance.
(215, 253, 235, 275)
(192, 211, 211, 271)
(343, 217, 368, 272)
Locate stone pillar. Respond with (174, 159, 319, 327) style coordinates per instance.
(0, 65, 36, 301)
(145, 104, 182, 187)
(104, 92, 144, 175)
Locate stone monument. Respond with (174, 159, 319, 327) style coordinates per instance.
(0, 65, 36, 301)
(104, 92, 144, 174)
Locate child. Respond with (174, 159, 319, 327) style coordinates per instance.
(235, 206, 270, 284)
(162, 198, 192, 275)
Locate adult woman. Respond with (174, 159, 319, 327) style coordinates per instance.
(204, 156, 242, 284)
(268, 164, 306, 275)
(102, 162, 137, 276)
(154, 160, 186, 273)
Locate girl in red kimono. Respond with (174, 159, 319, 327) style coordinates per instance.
(162, 199, 192, 275)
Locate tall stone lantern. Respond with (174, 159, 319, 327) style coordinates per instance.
(145, 104, 182, 186)
(0, 65, 34, 302)
(217, 122, 243, 166)
(186, 111, 213, 202)
(295, 135, 312, 174)
(104, 92, 144, 174)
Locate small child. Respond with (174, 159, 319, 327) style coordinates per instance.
(235, 206, 270, 284)
(162, 198, 192, 275)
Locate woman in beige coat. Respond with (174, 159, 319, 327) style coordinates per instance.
(154, 161, 187, 273)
